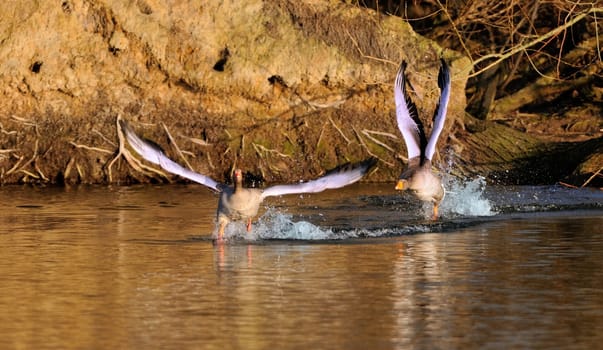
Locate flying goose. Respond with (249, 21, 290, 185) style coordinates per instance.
(393, 59, 451, 219)
(119, 120, 376, 241)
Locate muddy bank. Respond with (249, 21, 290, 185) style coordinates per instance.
(0, 1, 599, 187)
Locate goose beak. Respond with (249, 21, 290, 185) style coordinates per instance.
(395, 180, 407, 190)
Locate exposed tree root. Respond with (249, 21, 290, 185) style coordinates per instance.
(161, 122, 193, 170)
(106, 115, 169, 183)
(352, 126, 394, 166)
(69, 141, 113, 154)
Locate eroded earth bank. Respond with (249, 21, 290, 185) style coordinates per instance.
(0, 1, 600, 187)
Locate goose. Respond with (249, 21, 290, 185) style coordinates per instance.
(119, 120, 376, 241)
(393, 59, 451, 219)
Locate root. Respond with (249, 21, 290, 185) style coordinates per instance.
(187, 136, 212, 146)
(161, 122, 193, 170)
(206, 152, 215, 170)
(5, 155, 24, 176)
(10, 115, 37, 127)
(316, 122, 327, 150)
(252, 143, 291, 159)
(19, 169, 39, 180)
(328, 117, 351, 144)
(0, 122, 17, 135)
(361, 129, 397, 153)
(352, 126, 394, 166)
(16, 140, 39, 178)
(64, 157, 75, 180)
(93, 129, 116, 147)
(345, 28, 396, 66)
(69, 142, 113, 154)
(34, 162, 48, 181)
(107, 115, 169, 183)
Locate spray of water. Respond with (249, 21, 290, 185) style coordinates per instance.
(218, 174, 496, 242)
(439, 176, 496, 217)
(219, 208, 339, 241)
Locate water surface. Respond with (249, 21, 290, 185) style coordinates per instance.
(0, 182, 602, 349)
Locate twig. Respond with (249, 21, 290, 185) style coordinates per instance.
(206, 153, 215, 170)
(93, 129, 116, 147)
(558, 181, 578, 189)
(107, 115, 169, 182)
(161, 122, 193, 170)
(64, 157, 75, 180)
(362, 129, 399, 139)
(344, 28, 396, 65)
(582, 166, 603, 188)
(252, 143, 291, 159)
(435, 0, 474, 63)
(468, 8, 603, 78)
(69, 141, 113, 154)
(328, 117, 351, 144)
(361, 129, 396, 152)
(35, 163, 48, 181)
(352, 126, 394, 166)
(16, 139, 39, 175)
(6, 155, 24, 175)
(187, 136, 211, 146)
(316, 122, 327, 149)
(76, 163, 83, 179)
(10, 115, 37, 127)
(306, 98, 347, 110)
(19, 169, 39, 179)
(0, 122, 17, 135)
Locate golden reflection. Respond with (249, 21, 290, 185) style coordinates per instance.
(1, 186, 602, 349)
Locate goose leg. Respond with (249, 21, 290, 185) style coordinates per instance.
(217, 222, 227, 242)
(431, 203, 440, 220)
(246, 218, 252, 233)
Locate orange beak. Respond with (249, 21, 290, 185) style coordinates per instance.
(395, 180, 406, 190)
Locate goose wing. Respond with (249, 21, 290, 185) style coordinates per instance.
(394, 61, 427, 160)
(424, 59, 451, 161)
(120, 120, 222, 192)
(260, 158, 376, 199)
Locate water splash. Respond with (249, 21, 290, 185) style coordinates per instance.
(255, 209, 337, 240)
(217, 175, 497, 242)
(220, 209, 339, 241)
(440, 176, 496, 217)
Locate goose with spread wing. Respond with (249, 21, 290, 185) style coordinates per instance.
(393, 59, 451, 219)
(119, 120, 376, 241)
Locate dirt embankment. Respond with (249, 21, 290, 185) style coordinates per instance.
(0, 0, 599, 187)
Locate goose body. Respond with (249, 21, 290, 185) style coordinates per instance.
(393, 59, 451, 218)
(119, 120, 376, 240)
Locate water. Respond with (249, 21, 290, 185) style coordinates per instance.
(0, 181, 602, 349)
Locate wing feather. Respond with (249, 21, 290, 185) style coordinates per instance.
(119, 120, 222, 192)
(424, 59, 451, 161)
(394, 61, 426, 160)
(260, 158, 376, 199)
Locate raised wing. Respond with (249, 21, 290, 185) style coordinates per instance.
(119, 120, 222, 192)
(260, 158, 377, 199)
(424, 59, 451, 161)
(394, 61, 427, 160)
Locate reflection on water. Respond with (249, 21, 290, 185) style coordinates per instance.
(0, 183, 602, 349)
